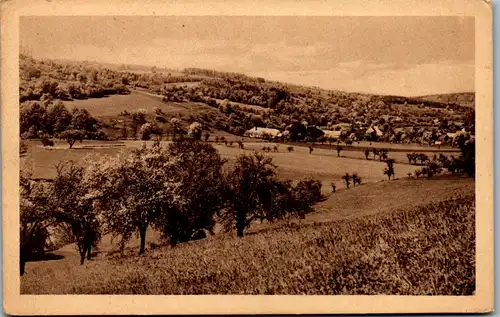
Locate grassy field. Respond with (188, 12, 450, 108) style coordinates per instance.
(63, 89, 217, 117)
(21, 178, 475, 295)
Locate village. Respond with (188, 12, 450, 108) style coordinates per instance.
(243, 120, 473, 147)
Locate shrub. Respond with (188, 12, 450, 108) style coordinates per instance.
(188, 122, 203, 140)
(294, 178, 323, 206)
(41, 137, 54, 147)
(352, 173, 362, 186)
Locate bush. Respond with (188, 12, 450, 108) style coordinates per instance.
(294, 178, 323, 206)
(139, 123, 153, 140)
(41, 137, 54, 147)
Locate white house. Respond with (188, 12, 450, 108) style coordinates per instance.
(244, 127, 282, 139)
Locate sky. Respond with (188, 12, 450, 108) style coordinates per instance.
(20, 16, 475, 96)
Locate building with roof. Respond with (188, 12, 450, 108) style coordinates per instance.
(244, 127, 282, 139)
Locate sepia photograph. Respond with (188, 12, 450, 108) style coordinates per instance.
(1, 0, 493, 314)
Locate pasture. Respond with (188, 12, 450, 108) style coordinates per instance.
(22, 139, 429, 196)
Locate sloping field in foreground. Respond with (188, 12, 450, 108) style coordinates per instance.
(21, 179, 475, 295)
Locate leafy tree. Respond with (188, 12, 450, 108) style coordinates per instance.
(170, 118, 182, 140)
(130, 109, 148, 139)
(70, 108, 97, 132)
(20, 172, 55, 275)
(139, 123, 153, 140)
(294, 178, 323, 205)
(342, 173, 351, 188)
(352, 173, 362, 186)
(188, 122, 203, 140)
(458, 137, 475, 177)
(336, 145, 344, 157)
(418, 153, 429, 165)
(379, 148, 389, 161)
(407, 153, 416, 165)
(223, 152, 278, 237)
(57, 129, 86, 149)
(364, 148, 370, 160)
(98, 144, 175, 254)
(47, 101, 72, 134)
(52, 161, 102, 264)
(20, 101, 48, 135)
(383, 159, 396, 180)
(161, 139, 227, 246)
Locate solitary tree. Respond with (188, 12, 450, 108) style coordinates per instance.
(383, 159, 396, 180)
(342, 173, 351, 188)
(336, 145, 344, 157)
(364, 148, 370, 160)
(57, 129, 86, 149)
(223, 152, 278, 237)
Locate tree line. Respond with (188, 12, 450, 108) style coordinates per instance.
(20, 100, 106, 147)
(20, 139, 324, 275)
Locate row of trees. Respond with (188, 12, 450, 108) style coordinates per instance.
(20, 55, 131, 102)
(20, 100, 104, 145)
(20, 139, 323, 275)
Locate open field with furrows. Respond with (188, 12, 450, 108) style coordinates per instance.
(21, 139, 442, 198)
(21, 178, 475, 295)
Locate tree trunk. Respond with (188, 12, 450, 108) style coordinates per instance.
(79, 244, 86, 265)
(86, 244, 92, 260)
(236, 211, 245, 238)
(237, 225, 244, 238)
(139, 226, 147, 254)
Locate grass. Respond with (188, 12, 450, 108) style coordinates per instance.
(21, 187, 475, 295)
(62, 89, 217, 117)
(22, 139, 424, 194)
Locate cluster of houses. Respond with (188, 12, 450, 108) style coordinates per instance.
(244, 123, 474, 147)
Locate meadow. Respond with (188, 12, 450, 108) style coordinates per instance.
(21, 139, 443, 197)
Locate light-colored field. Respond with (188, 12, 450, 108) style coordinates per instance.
(23, 139, 425, 196)
(63, 90, 216, 117)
